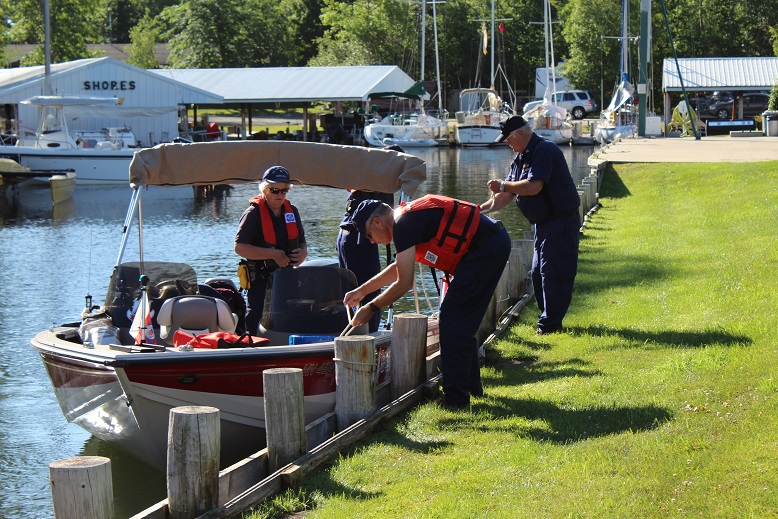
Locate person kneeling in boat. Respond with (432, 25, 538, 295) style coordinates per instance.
(235, 166, 308, 334)
(342, 196, 511, 410)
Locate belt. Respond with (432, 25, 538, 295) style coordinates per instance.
(538, 208, 579, 225)
(470, 220, 505, 248)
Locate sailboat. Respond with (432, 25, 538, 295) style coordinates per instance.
(594, 0, 638, 143)
(454, 8, 516, 147)
(364, 0, 449, 148)
(522, 0, 573, 145)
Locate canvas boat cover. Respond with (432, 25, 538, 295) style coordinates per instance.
(129, 141, 426, 196)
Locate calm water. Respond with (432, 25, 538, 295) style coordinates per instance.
(0, 144, 593, 518)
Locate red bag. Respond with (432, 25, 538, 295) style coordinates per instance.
(173, 330, 269, 349)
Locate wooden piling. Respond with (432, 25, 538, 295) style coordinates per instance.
(167, 406, 220, 519)
(263, 367, 306, 472)
(50, 456, 113, 519)
(508, 246, 524, 300)
(334, 335, 377, 430)
(390, 314, 428, 399)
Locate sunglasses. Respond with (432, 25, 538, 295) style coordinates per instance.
(268, 187, 289, 195)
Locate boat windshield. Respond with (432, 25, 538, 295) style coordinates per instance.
(262, 264, 357, 335)
(104, 261, 198, 328)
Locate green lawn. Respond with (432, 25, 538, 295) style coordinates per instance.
(245, 161, 778, 518)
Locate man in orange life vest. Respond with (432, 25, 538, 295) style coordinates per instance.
(343, 195, 511, 409)
(235, 166, 308, 334)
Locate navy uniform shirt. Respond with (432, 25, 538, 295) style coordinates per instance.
(506, 133, 580, 225)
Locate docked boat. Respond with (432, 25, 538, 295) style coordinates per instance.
(594, 0, 638, 143)
(30, 141, 439, 470)
(364, 110, 449, 148)
(0, 96, 143, 185)
(454, 88, 511, 146)
(524, 101, 573, 145)
(0, 157, 76, 203)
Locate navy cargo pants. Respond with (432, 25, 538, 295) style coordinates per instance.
(532, 214, 580, 332)
(438, 226, 511, 407)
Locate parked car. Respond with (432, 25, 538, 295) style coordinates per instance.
(552, 90, 598, 119)
(707, 93, 770, 120)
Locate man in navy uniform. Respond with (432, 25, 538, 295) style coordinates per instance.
(343, 195, 511, 410)
(480, 115, 580, 334)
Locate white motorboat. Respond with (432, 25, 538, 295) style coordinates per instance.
(364, 112, 449, 147)
(0, 96, 145, 185)
(30, 141, 441, 470)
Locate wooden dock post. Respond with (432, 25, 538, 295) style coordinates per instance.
(390, 314, 428, 399)
(508, 245, 524, 300)
(263, 367, 306, 472)
(335, 335, 377, 430)
(49, 456, 114, 519)
(167, 406, 220, 519)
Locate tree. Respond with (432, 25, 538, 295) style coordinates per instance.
(128, 14, 160, 68)
(4, 0, 103, 64)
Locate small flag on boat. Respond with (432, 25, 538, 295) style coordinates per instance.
(499, 21, 505, 34)
(129, 290, 156, 345)
(482, 23, 488, 55)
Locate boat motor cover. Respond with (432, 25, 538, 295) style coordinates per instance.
(129, 141, 426, 197)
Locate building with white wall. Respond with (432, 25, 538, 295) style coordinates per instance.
(0, 57, 222, 146)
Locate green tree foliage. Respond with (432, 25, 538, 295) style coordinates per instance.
(310, 0, 418, 70)
(562, 0, 778, 110)
(128, 14, 161, 68)
(4, 0, 103, 64)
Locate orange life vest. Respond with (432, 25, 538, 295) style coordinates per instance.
(396, 194, 480, 274)
(249, 195, 299, 246)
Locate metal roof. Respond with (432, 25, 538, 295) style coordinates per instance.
(150, 66, 422, 104)
(662, 57, 778, 92)
(0, 57, 222, 104)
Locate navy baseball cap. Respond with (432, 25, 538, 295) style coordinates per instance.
(262, 165, 291, 183)
(348, 199, 385, 243)
(495, 115, 528, 142)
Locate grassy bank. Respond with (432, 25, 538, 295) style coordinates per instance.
(245, 161, 778, 518)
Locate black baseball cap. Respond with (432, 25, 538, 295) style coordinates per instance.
(495, 115, 528, 142)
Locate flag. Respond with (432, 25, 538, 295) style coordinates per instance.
(499, 22, 505, 34)
(482, 23, 488, 55)
(129, 290, 156, 345)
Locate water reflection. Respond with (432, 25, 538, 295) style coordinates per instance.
(0, 145, 593, 518)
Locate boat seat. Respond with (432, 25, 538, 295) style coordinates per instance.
(156, 295, 238, 345)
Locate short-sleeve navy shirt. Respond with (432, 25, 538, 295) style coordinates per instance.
(506, 133, 580, 224)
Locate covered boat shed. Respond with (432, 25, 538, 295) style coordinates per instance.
(151, 66, 421, 138)
(0, 57, 223, 145)
(661, 57, 778, 126)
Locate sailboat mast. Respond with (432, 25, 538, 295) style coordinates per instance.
(490, 0, 495, 87)
(432, 0, 443, 114)
(420, 0, 426, 84)
(620, 0, 629, 82)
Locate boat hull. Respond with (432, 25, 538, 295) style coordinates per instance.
(534, 128, 573, 145)
(0, 147, 136, 185)
(32, 323, 438, 470)
(454, 125, 503, 146)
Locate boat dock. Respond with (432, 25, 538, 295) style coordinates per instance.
(0, 158, 76, 204)
(589, 134, 778, 165)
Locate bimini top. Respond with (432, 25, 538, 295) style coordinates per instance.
(128, 141, 426, 196)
